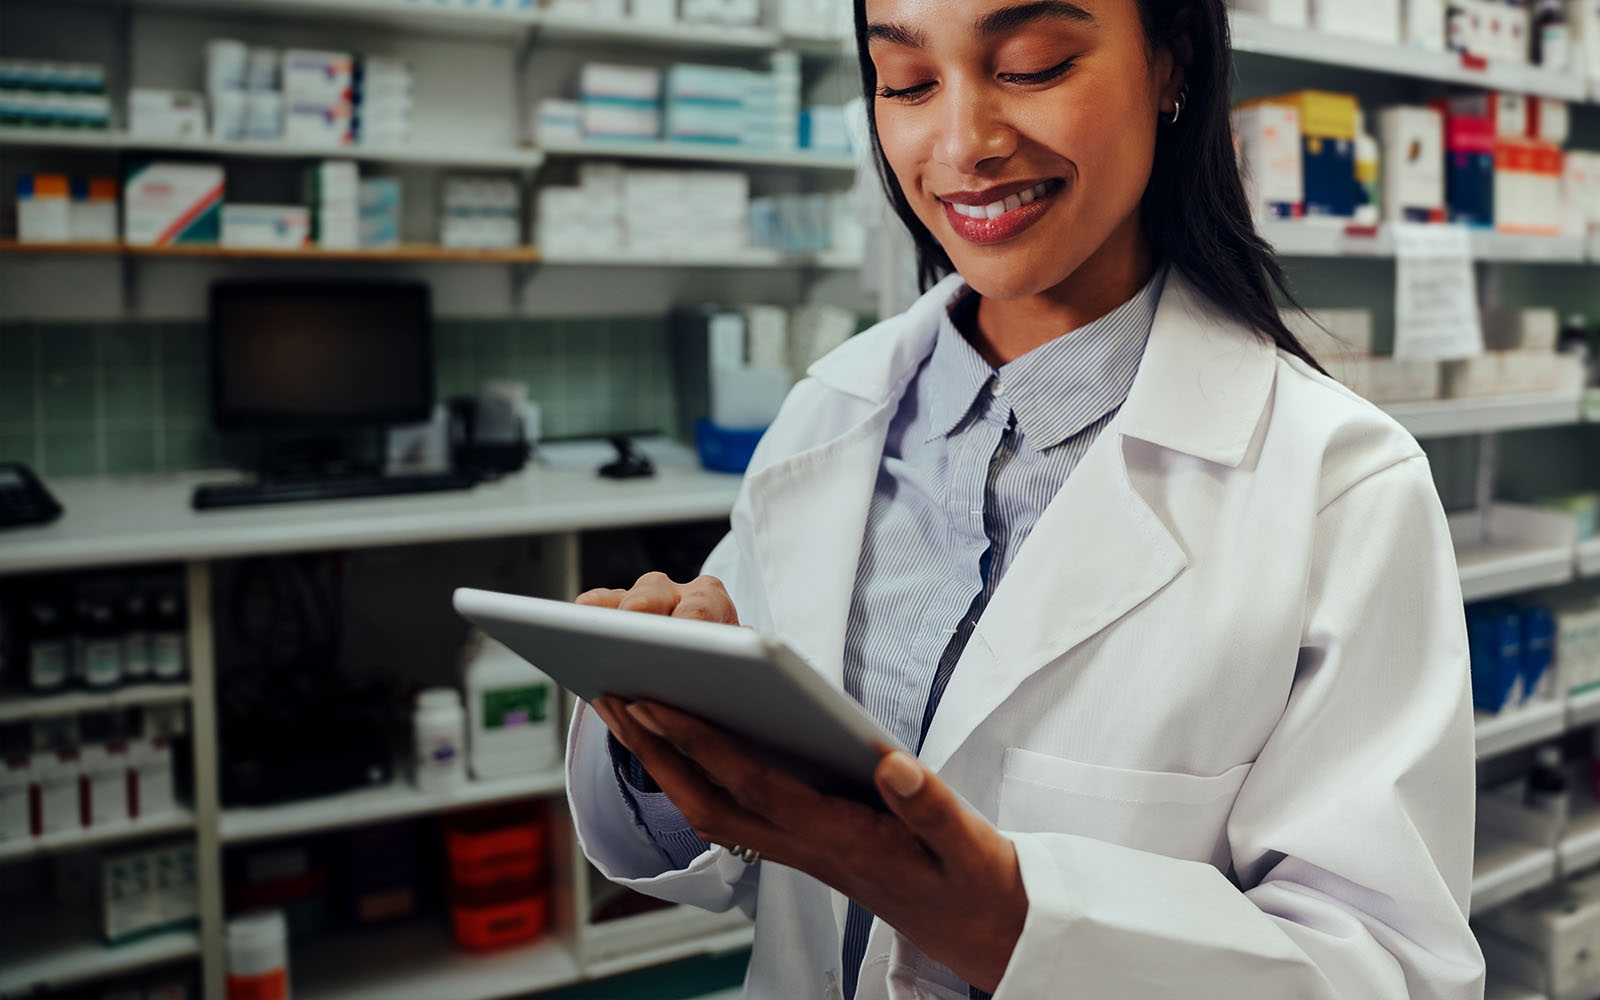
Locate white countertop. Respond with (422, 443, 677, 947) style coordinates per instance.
(1, 454, 742, 574)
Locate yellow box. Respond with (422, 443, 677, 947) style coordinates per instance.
(1247, 91, 1359, 140)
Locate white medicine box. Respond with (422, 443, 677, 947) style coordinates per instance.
(1232, 104, 1303, 220)
(0, 755, 33, 840)
(1379, 106, 1445, 223)
(463, 635, 560, 779)
(81, 742, 130, 827)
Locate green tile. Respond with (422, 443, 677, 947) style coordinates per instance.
(434, 322, 472, 363)
(0, 375, 36, 426)
(104, 427, 158, 475)
(162, 425, 220, 472)
(40, 324, 96, 372)
(97, 325, 156, 368)
(470, 321, 515, 370)
(41, 428, 99, 477)
(436, 360, 475, 399)
(0, 324, 34, 377)
(103, 371, 157, 426)
(0, 431, 37, 465)
(160, 324, 206, 366)
(162, 373, 209, 426)
(40, 369, 97, 429)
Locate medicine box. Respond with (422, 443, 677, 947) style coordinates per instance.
(0, 755, 32, 840)
(1407, 0, 1446, 49)
(580, 62, 662, 102)
(1530, 98, 1570, 146)
(221, 204, 311, 249)
(1253, 91, 1359, 217)
(1477, 881, 1600, 999)
(1436, 99, 1496, 226)
(81, 742, 129, 827)
(1233, 105, 1304, 220)
(283, 49, 354, 103)
(1379, 106, 1445, 223)
(124, 162, 224, 246)
(128, 89, 207, 140)
(68, 177, 117, 242)
(1230, 0, 1308, 25)
(16, 173, 70, 243)
(102, 841, 198, 944)
(1494, 140, 1563, 236)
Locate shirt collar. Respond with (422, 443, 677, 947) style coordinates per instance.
(925, 265, 1167, 450)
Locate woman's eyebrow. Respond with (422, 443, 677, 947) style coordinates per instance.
(975, 1, 1097, 36)
(867, 2, 1095, 48)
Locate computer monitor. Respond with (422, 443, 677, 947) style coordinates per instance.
(210, 280, 433, 430)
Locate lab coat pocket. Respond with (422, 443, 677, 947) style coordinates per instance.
(997, 749, 1251, 871)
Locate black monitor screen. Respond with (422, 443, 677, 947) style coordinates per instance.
(210, 281, 433, 429)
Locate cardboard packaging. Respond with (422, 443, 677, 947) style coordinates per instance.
(1234, 104, 1305, 220)
(1494, 140, 1564, 236)
(127, 89, 207, 140)
(1379, 106, 1446, 222)
(1251, 91, 1360, 218)
(16, 173, 70, 243)
(221, 204, 311, 249)
(1435, 98, 1496, 226)
(123, 162, 224, 246)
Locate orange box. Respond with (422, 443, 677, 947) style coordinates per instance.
(1494, 140, 1564, 236)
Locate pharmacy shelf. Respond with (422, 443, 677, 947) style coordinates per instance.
(1381, 393, 1585, 439)
(0, 683, 191, 723)
(538, 247, 862, 268)
(1485, 981, 1550, 1000)
(0, 809, 194, 865)
(535, 13, 780, 51)
(580, 903, 753, 980)
(538, 138, 856, 171)
(1457, 539, 1576, 603)
(114, 0, 541, 38)
(0, 906, 198, 997)
(1476, 699, 1567, 759)
(1570, 687, 1600, 729)
(0, 239, 543, 264)
(1579, 539, 1600, 579)
(0, 128, 545, 170)
(219, 767, 565, 844)
(1472, 829, 1558, 915)
(1259, 220, 1592, 263)
(292, 920, 580, 1000)
(1559, 795, 1600, 875)
(1228, 13, 1592, 103)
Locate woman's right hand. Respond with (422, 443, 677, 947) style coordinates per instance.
(575, 571, 740, 626)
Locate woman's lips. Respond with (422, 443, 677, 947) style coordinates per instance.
(940, 180, 1063, 245)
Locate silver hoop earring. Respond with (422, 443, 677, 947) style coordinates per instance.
(1166, 85, 1188, 125)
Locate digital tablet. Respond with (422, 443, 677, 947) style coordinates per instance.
(452, 588, 905, 805)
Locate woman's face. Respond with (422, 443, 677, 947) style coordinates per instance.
(865, 0, 1178, 301)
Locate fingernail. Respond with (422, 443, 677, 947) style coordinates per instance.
(627, 703, 667, 737)
(882, 751, 924, 798)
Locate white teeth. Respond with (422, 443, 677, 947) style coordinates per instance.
(947, 180, 1055, 219)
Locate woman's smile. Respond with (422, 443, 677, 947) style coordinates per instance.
(938, 177, 1067, 244)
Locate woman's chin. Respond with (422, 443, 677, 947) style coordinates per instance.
(945, 247, 1085, 303)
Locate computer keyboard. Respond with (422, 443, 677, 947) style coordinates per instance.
(192, 472, 477, 510)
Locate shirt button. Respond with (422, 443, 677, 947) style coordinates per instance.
(992, 379, 1006, 397)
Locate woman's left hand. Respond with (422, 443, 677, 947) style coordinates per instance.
(590, 696, 1028, 994)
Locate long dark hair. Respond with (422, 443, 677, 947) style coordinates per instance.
(853, 0, 1327, 374)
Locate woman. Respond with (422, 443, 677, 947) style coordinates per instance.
(567, 0, 1485, 996)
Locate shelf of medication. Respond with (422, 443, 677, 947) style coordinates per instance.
(290, 919, 582, 1000)
(537, 247, 863, 269)
(1258, 220, 1594, 264)
(580, 905, 753, 980)
(0, 683, 190, 724)
(84, 0, 544, 38)
(1474, 829, 1559, 916)
(219, 766, 565, 845)
(1452, 505, 1580, 604)
(1478, 698, 1568, 760)
(0, 240, 545, 264)
(1380, 393, 1585, 440)
(536, 137, 856, 171)
(0, 903, 199, 996)
(1485, 980, 1551, 1000)
(0, 128, 546, 171)
(1226, 13, 1592, 104)
(0, 807, 195, 865)
(1570, 687, 1600, 730)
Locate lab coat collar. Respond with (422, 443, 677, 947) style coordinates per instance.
(807, 268, 1277, 469)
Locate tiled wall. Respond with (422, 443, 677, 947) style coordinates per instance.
(0, 317, 678, 478)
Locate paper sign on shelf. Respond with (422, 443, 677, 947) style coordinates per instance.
(1393, 223, 1484, 362)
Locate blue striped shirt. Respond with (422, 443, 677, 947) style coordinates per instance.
(612, 266, 1166, 996)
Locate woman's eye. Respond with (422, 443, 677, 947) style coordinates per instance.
(998, 56, 1077, 86)
(876, 81, 935, 102)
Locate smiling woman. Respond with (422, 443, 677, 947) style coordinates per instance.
(564, 2, 1484, 998)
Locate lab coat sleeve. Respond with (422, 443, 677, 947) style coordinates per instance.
(992, 455, 1484, 999)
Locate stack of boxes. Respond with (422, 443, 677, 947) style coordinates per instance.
(16, 174, 118, 244)
(306, 160, 360, 250)
(536, 162, 754, 257)
(1442, 307, 1587, 397)
(360, 178, 403, 250)
(665, 64, 754, 144)
(541, 0, 850, 35)
(1241, 90, 1361, 218)
(680, 0, 761, 24)
(441, 177, 521, 250)
(284, 48, 355, 146)
(800, 104, 851, 155)
(558, 56, 805, 150)
(769, 51, 801, 151)
(536, 163, 626, 255)
(127, 89, 207, 140)
(579, 63, 662, 141)
(354, 56, 413, 147)
(206, 39, 282, 142)
(0, 59, 112, 130)
(749, 190, 862, 255)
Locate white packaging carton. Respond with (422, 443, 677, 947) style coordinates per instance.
(123, 163, 224, 246)
(34, 748, 81, 834)
(1380, 106, 1446, 222)
(127, 89, 207, 140)
(0, 754, 32, 840)
(81, 742, 129, 827)
(1234, 105, 1304, 220)
(1406, 0, 1447, 49)
(221, 204, 311, 249)
(128, 737, 176, 819)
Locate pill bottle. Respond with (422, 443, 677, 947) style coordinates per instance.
(226, 909, 290, 1000)
(414, 688, 467, 794)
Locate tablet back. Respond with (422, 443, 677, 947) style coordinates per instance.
(452, 588, 901, 805)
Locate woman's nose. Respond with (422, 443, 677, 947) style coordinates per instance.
(934, 81, 1017, 175)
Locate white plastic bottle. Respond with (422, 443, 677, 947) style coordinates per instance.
(462, 632, 560, 780)
(226, 909, 290, 1000)
(413, 688, 467, 793)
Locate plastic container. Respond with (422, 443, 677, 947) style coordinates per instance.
(413, 688, 467, 793)
(226, 909, 290, 1000)
(79, 597, 123, 690)
(445, 804, 550, 950)
(450, 895, 548, 950)
(150, 586, 188, 682)
(121, 589, 152, 683)
(25, 597, 69, 693)
(694, 417, 765, 474)
(462, 632, 560, 780)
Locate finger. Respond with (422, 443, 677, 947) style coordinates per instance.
(874, 750, 987, 866)
(672, 576, 739, 625)
(616, 571, 683, 616)
(575, 588, 627, 608)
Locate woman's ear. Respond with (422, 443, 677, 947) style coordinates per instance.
(1158, 6, 1196, 111)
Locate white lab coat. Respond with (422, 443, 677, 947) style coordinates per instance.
(567, 271, 1485, 999)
